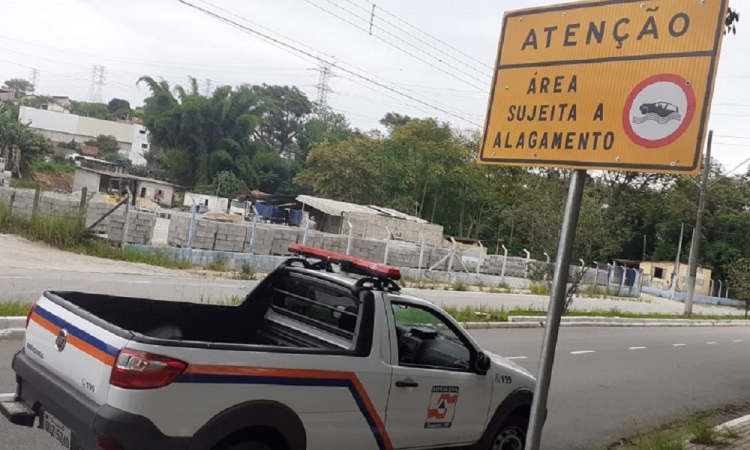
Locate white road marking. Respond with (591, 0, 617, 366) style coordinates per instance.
(131, 281, 154, 284)
(0, 276, 33, 279)
(506, 356, 528, 360)
(673, 344, 687, 347)
(570, 350, 595, 355)
(629, 346, 647, 350)
(707, 342, 718, 345)
(734, 340, 743, 343)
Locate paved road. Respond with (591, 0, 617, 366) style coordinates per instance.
(3, 327, 750, 449)
(1, 267, 744, 317)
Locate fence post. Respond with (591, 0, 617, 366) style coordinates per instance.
(618, 267, 627, 297)
(302, 218, 315, 245)
(447, 237, 457, 273)
(187, 201, 197, 253)
(346, 221, 354, 256)
(718, 279, 723, 299)
(31, 184, 41, 221)
(476, 241, 484, 275)
(249, 206, 259, 254)
(383, 227, 392, 264)
(418, 233, 425, 275)
(122, 187, 132, 247)
(8, 190, 15, 216)
(709, 279, 715, 297)
(501, 245, 508, 283)
(77, 187, 88, 227)
(606, 263, 613, 295)
(724, 280, 729, 298)
(523, 249, 531, 279)
(593, 261, 599, 287)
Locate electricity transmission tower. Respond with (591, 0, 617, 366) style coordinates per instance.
(315, 62, 333, 109)
(203, 78, 213, 96)
(29, 68, 39, 93)
(87, 65, 107, 103)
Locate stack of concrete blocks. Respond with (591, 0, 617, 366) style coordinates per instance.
(245, 226, 274, 254)
(347, 237, 388, 263)
(107, 210, 156, 245)
(167, 215, 191, 247)
(343, 211, 445, 246)
(213, 222, 249, 253)
(270, 227, 304, 255)
(37, 194, 79, 218)
(480, 255, 531, 278)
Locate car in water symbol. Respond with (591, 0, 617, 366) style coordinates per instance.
(639, 102, 679, 118)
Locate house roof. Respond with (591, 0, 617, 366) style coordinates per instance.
(75, 166, 180, 187)
(296, 195, 428, 224)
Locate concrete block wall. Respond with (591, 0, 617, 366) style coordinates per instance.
(342, 211, 444, 246)
(107, 210, 157, 245)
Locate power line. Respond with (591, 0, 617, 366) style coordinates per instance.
(300, 0, 488, 90)
(340, 0, 491, 75)
(320, 0, 490, 82)
(355, 0, 492, 72)
(178, 0, 481, 127)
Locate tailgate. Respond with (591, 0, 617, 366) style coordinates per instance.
(24, 295, 131, 405)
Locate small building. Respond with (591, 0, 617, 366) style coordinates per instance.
(18, 106, 150, 166)
(183, 192, 229, 213)
(640, 261, 713, 297)
(73, 166, 178, 208)
(0, 88, 15, 101)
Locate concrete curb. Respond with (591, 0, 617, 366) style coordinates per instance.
(462, 316, 750, 330)
(718, 413, 750, 430)
(2, 315, 748, 339)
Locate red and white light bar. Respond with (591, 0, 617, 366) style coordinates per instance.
(288, 244, 402, 280)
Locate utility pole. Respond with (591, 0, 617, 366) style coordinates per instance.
(670, 222, 685, 301)
(642, 234, 647, 261)
(685, 131, 713, 316)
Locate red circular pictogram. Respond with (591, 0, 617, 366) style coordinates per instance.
(622, 74, 696, 149)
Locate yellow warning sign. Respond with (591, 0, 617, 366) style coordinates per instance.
(478, 0, 727, 175)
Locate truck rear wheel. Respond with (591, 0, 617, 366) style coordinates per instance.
(490, 415, 527, 450)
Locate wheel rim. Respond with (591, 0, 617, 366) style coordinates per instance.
(492, 426, 525, 450)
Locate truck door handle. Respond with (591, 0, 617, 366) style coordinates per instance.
(395, 379, 419, 388)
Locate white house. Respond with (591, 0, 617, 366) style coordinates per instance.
(183, 192, 229, 213)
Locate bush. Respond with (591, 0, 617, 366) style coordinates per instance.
(236, 262, 256, 280)
(31, 160, 75, 174)
(530, 282, 551, 296)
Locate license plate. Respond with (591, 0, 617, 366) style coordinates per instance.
(43, 411, 71, 450)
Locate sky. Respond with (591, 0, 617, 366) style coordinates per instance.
(2, 0, 749, 174)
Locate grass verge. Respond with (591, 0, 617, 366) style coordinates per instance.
(31, 161, 75, 174)
(605, 405, 749, 450)
(0, 301, 32, 317)
(0, 204, 191, 270)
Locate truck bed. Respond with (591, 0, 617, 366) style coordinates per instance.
(50, 291, 343, 350)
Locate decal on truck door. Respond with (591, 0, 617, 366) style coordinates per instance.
(424, 386, 459, 429)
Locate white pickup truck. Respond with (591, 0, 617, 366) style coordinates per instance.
(1, 245, 538, 450)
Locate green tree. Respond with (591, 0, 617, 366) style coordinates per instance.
(69, 102, 110, 120)
(138, 76, 262, 189)
(726, 258, 750, 316)
(252, 84, 313, 156)
(212, 170, 248, 201)
(107, 98, 132, 118)
(0, 103, 48, 177)
(84, 135, 120, 155)
(3, 79, 34, 97)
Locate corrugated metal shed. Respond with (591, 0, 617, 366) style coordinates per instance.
(296, 195, 427, 224)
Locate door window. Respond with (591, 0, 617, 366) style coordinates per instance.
(391, 303, 471, 371)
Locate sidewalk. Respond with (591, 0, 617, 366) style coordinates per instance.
(685, 416, 750, 449)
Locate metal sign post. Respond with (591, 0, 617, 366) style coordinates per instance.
(525, 170, 586, 450)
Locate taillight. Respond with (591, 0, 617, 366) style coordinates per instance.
(25, 300, 37, 328)
(98, 435, 124, 450)
(110, 349, 187, 390)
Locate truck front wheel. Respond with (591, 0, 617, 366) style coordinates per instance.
(490, 415, 527, 450)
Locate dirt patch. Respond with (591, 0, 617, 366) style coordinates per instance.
(33, 171, 73, 192)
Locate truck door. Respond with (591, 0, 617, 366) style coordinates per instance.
(384, 299, 493, 449)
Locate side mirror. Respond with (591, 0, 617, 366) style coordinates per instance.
(474, 352, 492, 375)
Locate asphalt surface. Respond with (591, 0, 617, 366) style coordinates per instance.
(2, 267, 744, 316)
(2, 327, 750, 449)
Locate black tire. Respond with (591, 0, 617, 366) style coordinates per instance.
(224, 443, 273, 450)
(489, 415, 528, 450)
(640, 106, 649, 115)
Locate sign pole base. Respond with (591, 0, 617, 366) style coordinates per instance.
(525, 169, 587, 450)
